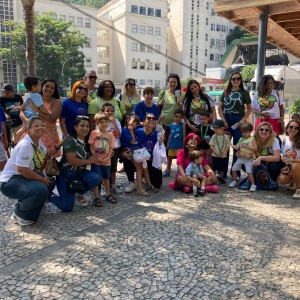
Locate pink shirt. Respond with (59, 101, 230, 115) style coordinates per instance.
(177, 148, 208, 171)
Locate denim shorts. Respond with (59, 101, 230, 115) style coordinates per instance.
(91, 164, 111, 180)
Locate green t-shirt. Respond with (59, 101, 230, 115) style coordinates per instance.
(157, 91, 180, 126)
(88, 97, 126, 122)
(220, 89, 251, 115)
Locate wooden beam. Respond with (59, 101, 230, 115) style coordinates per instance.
(281, 20, 300, 29)
(273, 11, 300, 22)
(267, 2, 300, 15)
(287, 27, 300, 34)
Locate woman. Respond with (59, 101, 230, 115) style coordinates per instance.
(252, 122, 282, 181)
(51, 116, 101, 212)
(60, 81, 88, 137)
(39, 79, 62, 156)
(171, 133, 217, 193)
(277, 119, 300, 199)
(88, 80, 126, 130)
(0, 116, 55, 226)
(218, 71, 252, 173)
(184, 79, 217, 134)
(122, 113, 163, 192)
(116, 78, 141, 116)
(252, 75, 285, 136)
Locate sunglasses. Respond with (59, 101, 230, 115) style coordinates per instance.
(288, 125, 300, 130)
(77, 86, 88, 92)
(77, 115, 89, 120)
(259, 128, 270, 132)
(146, 117, 156, 121)
(88, 76, 97, 80)
(231, 77, 241, 81)
(128, 83, 136, 87)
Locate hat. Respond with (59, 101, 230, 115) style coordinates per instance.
(211, 119, 225, 128)
(184, 133, 201, 145)
(2, 84, 13, 91)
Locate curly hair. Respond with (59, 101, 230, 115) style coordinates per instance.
(97, 80, 115, 99)
(257, 75, 275, 97)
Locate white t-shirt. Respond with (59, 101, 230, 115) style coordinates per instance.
(281, 136, 300, 158)
(0, 135, 47, 183)
(107, 119, 122, 148)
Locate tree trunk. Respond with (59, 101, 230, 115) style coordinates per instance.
(21, 0, 36, 76)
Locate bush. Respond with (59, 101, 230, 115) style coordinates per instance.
(289, 97, 300, 114)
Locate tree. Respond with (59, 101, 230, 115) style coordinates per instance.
(64, 0, 109, 8)
(21, 0, 36, 76)
(0, 12, 87, 86)
(226, 26, 256, 46)
(240, 65, 256, 83)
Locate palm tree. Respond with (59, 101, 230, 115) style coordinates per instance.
(21, 0, 36, 76)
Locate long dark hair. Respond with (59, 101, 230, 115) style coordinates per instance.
(286, 119, 300, 149)
(40, 79, 60, 99)
(97, 80, 115, 98)
(224, 71, 245, 96)
(257, 75, 275, 97)
(167, 73, 181, 90)
(72, 116, 90, 143)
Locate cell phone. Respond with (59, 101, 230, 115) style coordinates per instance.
(174, 89, 181, 98)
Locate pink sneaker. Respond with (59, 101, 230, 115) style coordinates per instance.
(183, 186, 192, 193)
(169, 180, 179, 190)
(205, 185, 219, 193)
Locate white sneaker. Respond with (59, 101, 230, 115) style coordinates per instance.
(249, 184, 257, 192)
(125, 182, 136, 193)
(229, 181, 237, 188)
(293, 189, 300, 199)
(11, 212, 35, 226)
(111, 184, 122, 194)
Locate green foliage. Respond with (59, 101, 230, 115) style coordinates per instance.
(63, 0, 109, 8)
(180, 77, 193, 86)
(289, 98, 300, 114)
(226, 26, 256, 46)
(240, 65, 256, 83)
(0, 12, 87, 85)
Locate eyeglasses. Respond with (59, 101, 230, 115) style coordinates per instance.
(288, 125, 300, 130)
(259, 128, 270, 132)
(77, 115, 89, 120)
(77, 86, 88, 92)
(128, 83, 136, 87)
(146, 117, 156, 121)
(231, 77, 241, 81)
(88, 76, 97, 80)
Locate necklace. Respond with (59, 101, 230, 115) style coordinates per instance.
(216, 135, 225, 154)
(200, 125, 208, 140)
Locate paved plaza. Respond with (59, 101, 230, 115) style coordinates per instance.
(0, 169, 300, 300)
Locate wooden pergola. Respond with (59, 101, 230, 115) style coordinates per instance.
(214, 0, 300, 59)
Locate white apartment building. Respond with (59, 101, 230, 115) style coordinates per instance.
(0, 0, 97, 88)
(97, 0, 168, 89)
(167, 0, 235, 79)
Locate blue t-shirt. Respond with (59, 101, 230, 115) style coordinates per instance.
(24, 92, 44, 118)
(0, 106, 6, 135)
(169, 122, 184, 150)
(133, 101, 159, 122)
(135, 128, 158, 156)
(61, 98, 88, 135)
(120, 127, 140, 151)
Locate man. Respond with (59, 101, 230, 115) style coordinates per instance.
(84, 70, 98, 105)
(0, 84, 23, 145)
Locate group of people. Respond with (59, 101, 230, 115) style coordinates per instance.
(0, 70, 299, 227)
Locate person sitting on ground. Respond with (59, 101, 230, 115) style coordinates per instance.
(185, 150, 206, 197)
(229, 122, 258, 192)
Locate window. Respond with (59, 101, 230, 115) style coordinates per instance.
(52, 14, 57, 20)
(132, 60, 137, 69)
(155, 27, 161, 36)
(205, 33, 208, 41)
(139, 25, 145, 34)
(222, 25, 226, 32)
(147, 79, 153, 85)
(215, 54, 220, 61)
(206, 18, 209, 25)
(205, 49, 207, 57)
(131, 5, 138, 13)
(140, 44, 146, 52)
(148, 8, 154, 16)
(98, 63, 110, 74)
(139, 6, 146, 15)
(216, 24, 221, 31)
(85, 18, 91, 28)
(210, 39, 215, 46)
(196, 32, 199, 39)
(196, 47, 198, 55)
(140, 62, 145, 70)
(211, 24, 215, 31)
(131, 24, 138, 33)
(147, 45, 153, 53)
(147, 62, 153, 70)
(85, 57, 92, 67)
(206, 1, 209, 9)
(204, 64, 207, 70)
(221, 40, 225, 47)
(155, 63, 160, 70)
(147, 26, 153, 35)
(140, 79, 146, 85)
(210, 54, 214, 61)
(155, 80, 160, 86)
(216, 39, 220, 47)
(85, 38, 92, 48)
(68, 16, 74, 23)
(155, 9, 161, 17)
(77, 17, 83, 27)
(99, 29, 109, 40)
(99, 46, 109, 57)
(211, 9, 215, 16)
(132, 43, 138, 51)
(154, 45, 161, 53)
(60, 15, 66, 22)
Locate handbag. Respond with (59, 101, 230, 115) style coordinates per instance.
(281, 164, 290, 174)
(66, 178, 85, 193)
(46, 157, 60, 176)
(133, 147, 151, 163)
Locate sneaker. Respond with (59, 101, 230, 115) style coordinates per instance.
(163, 170, 171, 177)
(249, 184, 257, 192)
(205, 185, 219, 193)
(183, 186, 192, 193)
(111, 184, 122, 194)
(198, 188, 205, 196)
(125, 182, 136, 193)
(285, 183, 296, 190)
(193, 189, 198, 197)
(229, 181, 237, 188)
(293, 189, 300, 199)
(218, 177, 226, 184)
(11, 212, 34, 226)
(76, 194, 88, 207)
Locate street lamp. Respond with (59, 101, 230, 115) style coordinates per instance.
(61, 56, 74, 89)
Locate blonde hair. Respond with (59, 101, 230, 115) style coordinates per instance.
(254, 122, 275, 154)
(120, 78, 141, 105)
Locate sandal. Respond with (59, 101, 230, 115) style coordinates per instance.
(146, 185, 159, 193)
(93, 197, 103, 207)
(76, 194, 88, 207)
(106, 194, 117, 204)
(137, 189, 150, 197)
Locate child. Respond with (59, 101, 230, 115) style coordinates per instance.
(15, 76, 51, 144)
(120, 115, 153, 196)
(89, 113, 117, 206)
(209, 119, 231, 184)
(185, 150, 206, 197)
(164, 109, 186, 176)
(197, 111, 214, 167)
(101, 103, 122, 194)
(229, 122, 258, 191)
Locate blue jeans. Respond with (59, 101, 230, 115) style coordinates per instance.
(51, 169, 101, 212)
(0, 175, 55, 222)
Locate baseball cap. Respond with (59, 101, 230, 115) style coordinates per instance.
(184, 132, 201, 145)
(211, 119, 225, 128)
(2, 84, 14, 91)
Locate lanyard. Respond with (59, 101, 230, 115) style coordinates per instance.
(98, 132, 110, 152)
(200, 125, 208, 140)
(216, 135, 225, 154)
